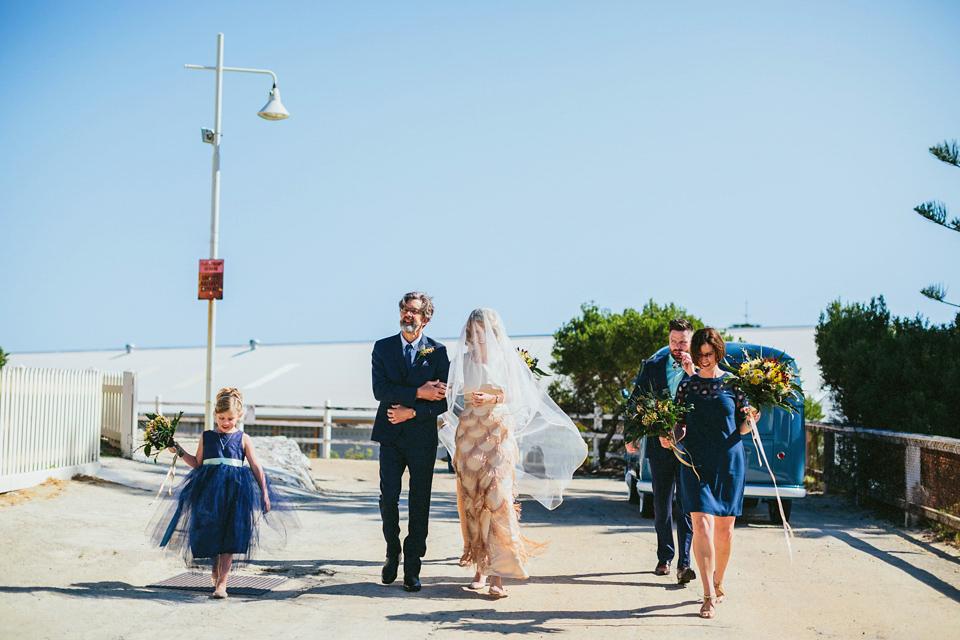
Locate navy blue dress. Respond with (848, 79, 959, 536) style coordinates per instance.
(676, 375, 750, 517)
(149, 430, 299, 568)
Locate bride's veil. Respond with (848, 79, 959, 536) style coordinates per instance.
(440, 308, 587, 510)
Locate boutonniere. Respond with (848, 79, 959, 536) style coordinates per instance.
(414, 345, 435, 364)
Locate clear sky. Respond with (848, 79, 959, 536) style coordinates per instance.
(3, 0, 960, 353)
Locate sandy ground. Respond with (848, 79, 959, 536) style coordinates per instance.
(1, 455, 959, 640)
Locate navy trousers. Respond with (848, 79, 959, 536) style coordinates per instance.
(649, 454, 693, 568)
(378, 431, 436, 576)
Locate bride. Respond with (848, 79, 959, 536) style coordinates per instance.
(440, 308, 587, 597)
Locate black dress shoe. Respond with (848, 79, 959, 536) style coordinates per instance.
(402, 574, 421, 592)
(381, 556, 399, 584)
(677, 566, 697, 584)
(654, 561, 670, 576)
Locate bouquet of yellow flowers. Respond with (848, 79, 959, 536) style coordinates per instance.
(137, 411, 184, 462)
(722, 350, 802, 414)
(622, 389, 697, 477)
(517, 348, 549, 379)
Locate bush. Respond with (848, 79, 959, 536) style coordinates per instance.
(815, 296, 960, 437)
(0, 347, 7, 370)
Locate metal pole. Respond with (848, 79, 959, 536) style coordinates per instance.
(204, 32, 224, 432)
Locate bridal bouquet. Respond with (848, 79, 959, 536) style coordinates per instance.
(722, 350, 802, 414)
(622, 389, 697, 477)
(517, 348, 549, 379)
(137, 412, 184, 462)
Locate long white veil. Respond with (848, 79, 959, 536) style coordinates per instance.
(440, 308, 587, 510)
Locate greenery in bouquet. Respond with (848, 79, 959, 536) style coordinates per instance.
(721, 349, 802, 414)
(622, 389, 697, 477)
(517, 348, 549, 379)
(137, 411, 184, 462)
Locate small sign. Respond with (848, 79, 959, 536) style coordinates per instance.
(198, 259, 224, 300)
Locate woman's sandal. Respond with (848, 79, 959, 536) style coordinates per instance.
(487, 584, 507, 598)
(211, 589, 228, 599)
(699, 595, 718, 619)
(468, 573, 487, 590)
(713, 581, 724, 604)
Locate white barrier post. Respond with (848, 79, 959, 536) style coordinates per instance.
(120, 371, 138, 458)
(323, 399, 332, 459)
(593, 405, 602, 469)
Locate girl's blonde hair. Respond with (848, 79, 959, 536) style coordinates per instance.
(215, 387, 243, 415)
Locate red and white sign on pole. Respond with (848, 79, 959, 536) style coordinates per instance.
(198, 259, 224, 300)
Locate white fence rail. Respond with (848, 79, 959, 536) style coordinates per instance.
(142, 398, 622, 466)
(100, 371, 137, 458)
(0, 368, 103, 493)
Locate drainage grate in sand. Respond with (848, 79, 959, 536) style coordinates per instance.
(150, 572, 287, 596)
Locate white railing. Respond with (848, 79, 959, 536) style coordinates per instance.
(0, 367, 104, 493)
(140, 398, 621, 465)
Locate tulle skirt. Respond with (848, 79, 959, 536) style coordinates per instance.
(148, 464, 300, 569)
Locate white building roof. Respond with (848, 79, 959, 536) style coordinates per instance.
(7, 327, 831, 418)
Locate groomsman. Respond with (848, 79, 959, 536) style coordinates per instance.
(371, 292, 449, 592)
(628, 318, 697, 584)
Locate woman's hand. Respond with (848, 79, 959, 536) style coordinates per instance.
(739, 408, 761, 434)
(471, 391, 501, 407)
(658, 436, 673, 449)
(263, 495, 272, 513)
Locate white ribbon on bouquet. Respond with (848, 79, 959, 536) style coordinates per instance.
(748, 419, 794, 562)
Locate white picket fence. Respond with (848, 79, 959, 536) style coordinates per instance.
(0, 368, 138, 493)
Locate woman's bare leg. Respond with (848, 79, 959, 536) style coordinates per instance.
(690, 512, 716, 598)
(712, 516, 736, 595)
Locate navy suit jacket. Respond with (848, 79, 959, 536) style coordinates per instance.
(629, 353, 682, 462)
(371, 334, 449, 447)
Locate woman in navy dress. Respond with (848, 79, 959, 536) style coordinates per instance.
(660, 328, 757, 619)
(150, 388, 299, 598)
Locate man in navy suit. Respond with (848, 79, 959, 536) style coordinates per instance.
(371, 292, 449, 592)
(628, 317, 697, 584)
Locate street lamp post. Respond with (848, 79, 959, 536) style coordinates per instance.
(186, 33, 289, 432)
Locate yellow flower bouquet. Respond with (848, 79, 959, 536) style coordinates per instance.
(722, 350, 802, 413)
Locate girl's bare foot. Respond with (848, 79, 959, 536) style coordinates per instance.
(469, 572, 487, 590)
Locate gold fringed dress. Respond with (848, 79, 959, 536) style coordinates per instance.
(454, 364, 532, 579)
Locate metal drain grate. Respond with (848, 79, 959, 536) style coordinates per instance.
(150, 572, 288, 596)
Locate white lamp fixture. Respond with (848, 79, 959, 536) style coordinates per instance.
(258, 85, 289, 120)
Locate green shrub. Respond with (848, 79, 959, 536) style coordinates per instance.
(816, 296, 960, 437)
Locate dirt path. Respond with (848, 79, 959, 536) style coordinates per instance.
(0, 457, 958, 639)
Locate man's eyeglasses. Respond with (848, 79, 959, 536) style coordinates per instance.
(401, 307, 423, 316)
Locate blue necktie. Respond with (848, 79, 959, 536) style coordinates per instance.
(405, 343, 415, 366)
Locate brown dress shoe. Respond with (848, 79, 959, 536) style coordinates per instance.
(677, 566, 697, 584)
(654, 561, 670, 576)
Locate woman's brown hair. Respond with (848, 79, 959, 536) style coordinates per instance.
(691, 327, 725, 364)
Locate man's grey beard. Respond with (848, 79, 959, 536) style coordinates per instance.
(401, 321, 418, 333)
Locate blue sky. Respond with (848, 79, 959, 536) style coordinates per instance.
(3, 0, 960, 353)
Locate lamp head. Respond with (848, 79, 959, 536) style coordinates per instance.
(258, 85, 289, 120)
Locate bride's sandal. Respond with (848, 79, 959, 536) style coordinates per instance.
(487, 584, 507, 598)
(713, 581, 724, 604)
(469, 573, 487, 590)
(699, 595, 718, 619)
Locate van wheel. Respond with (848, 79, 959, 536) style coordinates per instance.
(768, 499, 792, 524)
(627, 475, 640, 505)
(641, 493, 655, 518)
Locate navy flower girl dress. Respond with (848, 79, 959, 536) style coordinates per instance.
(149, 430, 300, 568)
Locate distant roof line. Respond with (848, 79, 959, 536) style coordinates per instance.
(10, 326, 816, 356)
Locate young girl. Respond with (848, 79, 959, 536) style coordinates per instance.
(149, 388, 300, 598)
